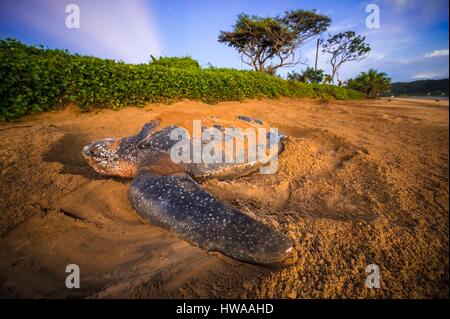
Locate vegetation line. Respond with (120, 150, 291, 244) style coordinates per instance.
(0, 39, 364, 121)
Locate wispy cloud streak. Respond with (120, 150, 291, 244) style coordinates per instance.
(1, 0, 161, 63)
(425, 49, 449, 58)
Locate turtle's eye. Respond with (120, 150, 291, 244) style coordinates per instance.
(98, 161, 109, 168)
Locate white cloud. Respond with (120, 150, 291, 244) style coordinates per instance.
(425, 49, 449, 58)
(412, 72, 446, 79)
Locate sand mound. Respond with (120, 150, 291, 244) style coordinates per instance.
(0, 98, 448, 298)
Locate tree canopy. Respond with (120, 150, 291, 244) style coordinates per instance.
(288, 67, 324, 83)
(218, 10, 331, 74)
(347, 69, 391, 98)
(321, 31, 371, 84)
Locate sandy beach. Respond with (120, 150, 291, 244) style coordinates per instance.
(0, 97, 448, 298)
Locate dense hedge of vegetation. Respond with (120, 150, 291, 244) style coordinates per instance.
(149, 55, 201, 70)
(0, 38, 364, 120)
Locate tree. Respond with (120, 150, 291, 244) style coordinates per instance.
(218, 10, 331, 74)
(347, 69, 391, 98)
(323, 74, 333, 84)
(288, 67, 324, 83)
(321, 31, 370, 84)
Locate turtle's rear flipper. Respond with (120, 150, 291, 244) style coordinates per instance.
(128, 171, 296, 267)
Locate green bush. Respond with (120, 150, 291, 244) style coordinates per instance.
(149, 56, 201, 70)
(0, 38, 364, 121)
(310, 83, 365, 100)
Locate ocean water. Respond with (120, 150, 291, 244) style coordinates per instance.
(401, 95, 449, 100)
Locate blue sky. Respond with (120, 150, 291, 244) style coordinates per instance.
(0, 0, 448, 82)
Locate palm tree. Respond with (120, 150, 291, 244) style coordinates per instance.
(347, 69, 391, 98)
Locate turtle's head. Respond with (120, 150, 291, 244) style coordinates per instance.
(82, 138, 137, 178)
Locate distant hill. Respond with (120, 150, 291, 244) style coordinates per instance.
(390, 78, 449, 96)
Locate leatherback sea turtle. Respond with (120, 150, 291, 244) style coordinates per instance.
(82, 112, 295, 267)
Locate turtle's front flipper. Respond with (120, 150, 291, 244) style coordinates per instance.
(128, 171, 296, 267)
